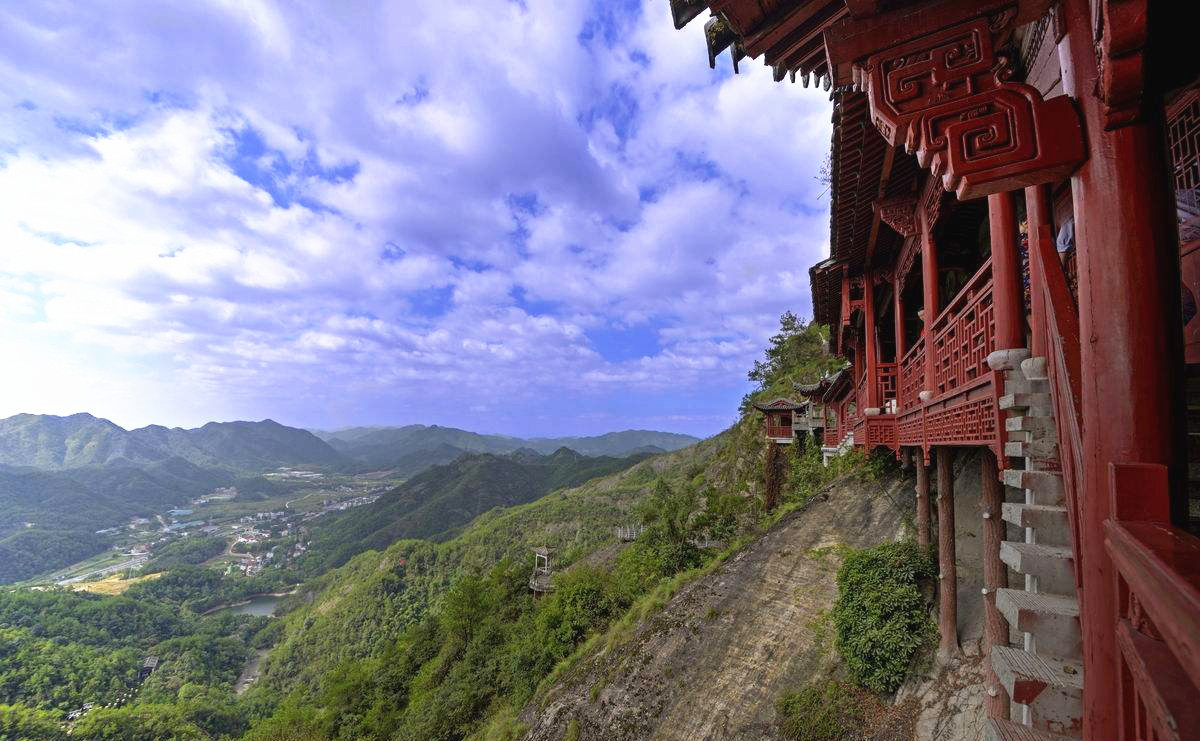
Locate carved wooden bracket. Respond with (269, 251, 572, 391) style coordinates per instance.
(874, 195, 918, 237)
(895, 235, 921, 293)
(843, 15, 1086, 199)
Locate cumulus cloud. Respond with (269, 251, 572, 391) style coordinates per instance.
(0, 0, 832, 436)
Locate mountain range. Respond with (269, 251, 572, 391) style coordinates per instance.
(312, 424, 698, 475)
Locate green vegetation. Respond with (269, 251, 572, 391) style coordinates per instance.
(776, 679, 866, 741)
(248, 499, 708, 740)
(831, 541, 936, 693)
(744, 312, 844, 411)
(298, 448, 649, 574)
(146, 537, 227, 572)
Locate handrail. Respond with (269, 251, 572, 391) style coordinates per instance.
(930, 257, 994, 333)
(1030, 223, 1084, 576)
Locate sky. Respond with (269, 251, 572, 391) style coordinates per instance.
(0, 0, 833, 438)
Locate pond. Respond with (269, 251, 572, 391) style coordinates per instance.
(218, 594, 281, 617)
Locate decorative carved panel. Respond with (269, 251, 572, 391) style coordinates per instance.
(874, 195, 918, 237)
(855, 16, 1085, 199)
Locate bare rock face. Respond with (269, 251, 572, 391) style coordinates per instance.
(894, 653, 987, 740)
(518, 474, 912, 741)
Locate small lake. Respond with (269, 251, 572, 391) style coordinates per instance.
(219, 594, 281, 617)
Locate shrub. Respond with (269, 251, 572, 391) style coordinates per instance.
(776, 680, 865, 741)
(831, 541, 935, 693)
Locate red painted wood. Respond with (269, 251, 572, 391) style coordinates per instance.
(921, 210, 940, 398)
(1058, 1, 1186, 736)
(989, 191, 1024, 350)
(1115, 619, 1200, 741)
(893, 272, 906, 362)
(1024, 183, 1052, 359)
(865, 271, 880, 409)
(936, 446, 961, 661)
(981, 449, 1011, 719)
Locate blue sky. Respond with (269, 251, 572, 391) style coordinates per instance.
(0, 1, 832, 438)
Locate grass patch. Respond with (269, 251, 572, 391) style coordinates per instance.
(776, 679, 870, 741)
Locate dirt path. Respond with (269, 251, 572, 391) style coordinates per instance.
(519, 474, 913, 741)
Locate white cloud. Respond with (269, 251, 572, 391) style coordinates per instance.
(0, 0, 832, 437)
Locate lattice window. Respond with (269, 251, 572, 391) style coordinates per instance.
(930, 263, 996, 397)
(1168, 88, 1200, 207)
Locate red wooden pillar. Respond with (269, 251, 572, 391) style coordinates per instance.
(989, 191, 1024, 351)
(936, 446, 961, 662)
(893, 272, 906, 362)
(981, 448, 1011, 718)
(1058, 1, 1185, 737)
(1024, 184, 1052, 358)
(864, 271, 880, 410)
(920, 211, 940, 398)
(915, 455, 931, 549)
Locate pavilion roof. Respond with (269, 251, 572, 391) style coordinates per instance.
(752, 397, 804, 412)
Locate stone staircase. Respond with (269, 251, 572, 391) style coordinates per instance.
(985, 355, 1083, 739)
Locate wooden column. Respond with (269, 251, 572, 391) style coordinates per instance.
(989, 191, 1024, 351)
(1024, 183, 1052, 358)
(920, 211, 940, 397)
(981, 448, 1011, 718)
(916, 454, 931, 549)
(893, 272, 906, 362)
(864, 271, 880, 409)
(936, 446, 961, 662)
(1059, 1, 1185, 736)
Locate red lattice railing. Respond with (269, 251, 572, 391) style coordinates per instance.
(766, 425, 793, 439)
(878, 363, 898, 404)
(929, 259, 996, 399)
(898, 338, 926, 412)
(864, 416, 898, 449)
(823, 421, 839, 447)
(897, 409, 923, 447)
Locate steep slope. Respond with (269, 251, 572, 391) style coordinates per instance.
(519, 472, 913, 741)
(255, 439, 720, 699)
(298, 447, 653, 574)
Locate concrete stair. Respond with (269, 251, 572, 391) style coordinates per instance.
(999, 542, 1075, 595)
(991, 646, 1083, 736)
(1001, 503, 1070, 546)
(990, 358, 1084, 737)
(985, 718, 1076, 741)
(995, 588, 1081, 659)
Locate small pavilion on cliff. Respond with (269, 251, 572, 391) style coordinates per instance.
(671, 1, 1200, 739)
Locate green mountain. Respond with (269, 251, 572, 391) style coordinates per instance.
(299, 447, 654, 574)
(314, 424, 699, 472)
(0, 413, 344, 471)
(0, 458, 234, 583)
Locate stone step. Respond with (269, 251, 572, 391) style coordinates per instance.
(1004, 378, 1051, 396)
(1001, 469, 1066, 505)
(991, 645, 1083, 736)
(1006, 415, 1058, 436)
(1004, 440, 1060, 461)
(985, 718, 1076, 741)
(1001, 503, 1071, 545)
(1000, 542, 1076, 595)
(1000, 392, 1054, 413)
(1021, 356, 1050, 381)
(996, 588, 1082, 659)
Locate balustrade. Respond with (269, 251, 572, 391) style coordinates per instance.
(898, 338, 926, 412)
(929, 259, 996, 399)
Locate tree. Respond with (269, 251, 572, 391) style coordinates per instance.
(744, 313, 843, 410)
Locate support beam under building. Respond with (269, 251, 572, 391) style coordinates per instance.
(936, 446, 961, 662)
(981, 448, 1011, 718)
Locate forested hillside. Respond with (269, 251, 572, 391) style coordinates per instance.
(316, 424, 698, 473)
(297, 447, 652, 574)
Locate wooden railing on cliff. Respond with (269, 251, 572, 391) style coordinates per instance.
(1032, 224, 1200, 737)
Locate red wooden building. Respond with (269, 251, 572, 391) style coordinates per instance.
(672, 1, 1199, 739)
